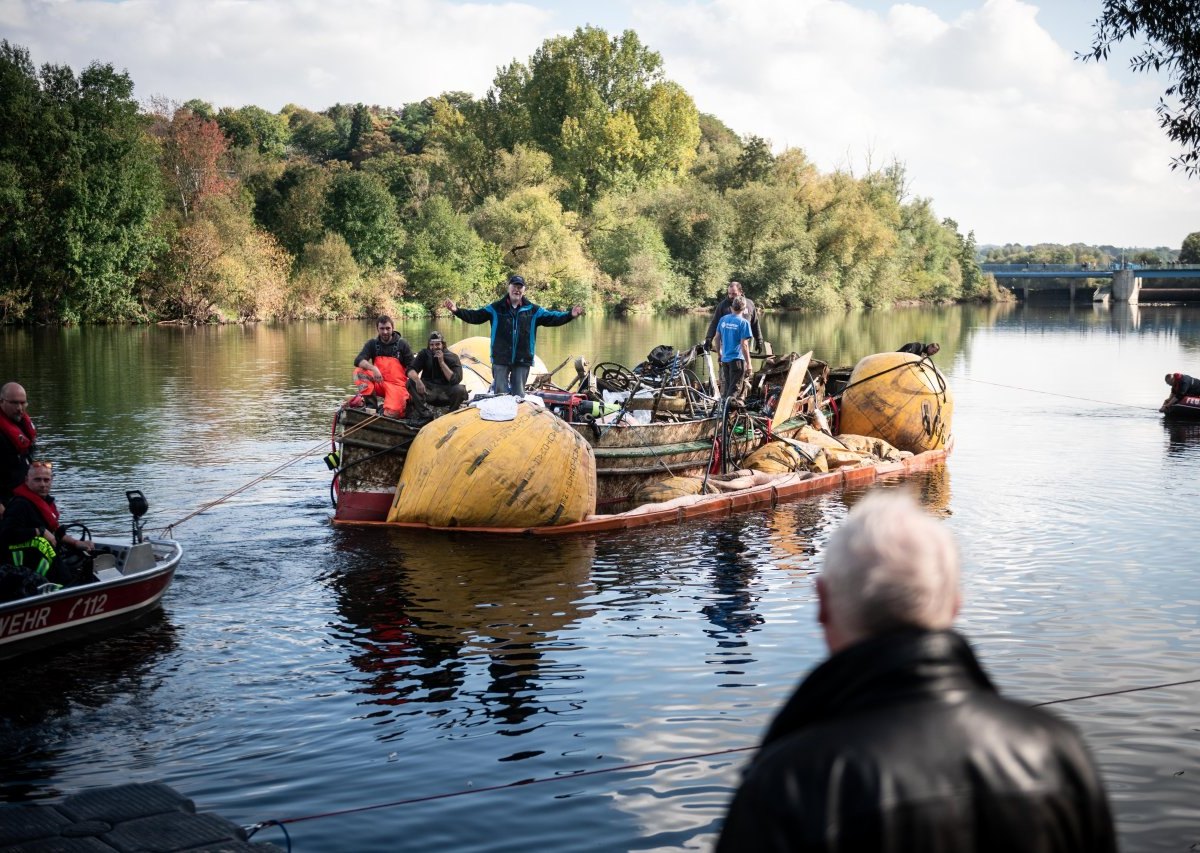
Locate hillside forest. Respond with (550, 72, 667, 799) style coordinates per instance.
(0, 28, 1182, 325)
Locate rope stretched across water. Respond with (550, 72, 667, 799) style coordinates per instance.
(960, 376, 1156, 411)
(152, 411, 382, 536)
(244, 674, 1200, 843)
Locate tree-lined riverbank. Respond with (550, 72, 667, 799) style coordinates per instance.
(1, 29, 1001, 326)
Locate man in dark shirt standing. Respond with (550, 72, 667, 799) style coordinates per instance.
(352, 316, 416, 418)
(410, 331, 468, 411)
(705, 281, 764, 354)
(0, 382, 36, 513)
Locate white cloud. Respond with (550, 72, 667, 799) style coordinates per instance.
(3, 0, 1198, 246)
(5, 0, 555, 109)
(634, 0, 1199, 247)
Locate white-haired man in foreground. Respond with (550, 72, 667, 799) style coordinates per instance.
(717, 490, 1116, 852)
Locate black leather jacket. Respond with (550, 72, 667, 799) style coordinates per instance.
(717, 629, 1116, 853)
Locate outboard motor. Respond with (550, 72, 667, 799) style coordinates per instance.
(127, 490, 149, 544)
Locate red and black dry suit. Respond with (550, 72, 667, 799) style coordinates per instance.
(0, 483, 73, 586)
(1168, 372, 1200, 400)
(0, 411, 35, 506)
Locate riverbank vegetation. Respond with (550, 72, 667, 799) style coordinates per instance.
(4, 29, 998, 324)
(981, 243, 1181, 267)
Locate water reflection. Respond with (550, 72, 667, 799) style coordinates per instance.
(700, 519, 766, 639)
(326, 532, 594, 739)
(1164, 418, 1200, 456)
(0, 613, 179, 801)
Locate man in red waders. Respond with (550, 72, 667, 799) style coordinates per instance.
(352, 315, 417, 418)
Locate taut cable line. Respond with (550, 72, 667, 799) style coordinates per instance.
(245, 675, 1200, 843)
(152, 411, 381, 536)
(960, 376, 1154, 411)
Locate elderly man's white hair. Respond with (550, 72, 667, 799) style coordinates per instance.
(818, 489, 960, 650)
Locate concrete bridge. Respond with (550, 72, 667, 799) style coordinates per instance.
(979, 264, 1200, 304)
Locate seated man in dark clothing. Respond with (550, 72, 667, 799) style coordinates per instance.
(0, 461, 94, 589)
(897, 341, 940, 357)
(410, 331, 469, 411)
(1161, 372, 1200, 411)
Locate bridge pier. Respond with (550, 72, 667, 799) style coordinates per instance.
(1112, 269, 1141, 304)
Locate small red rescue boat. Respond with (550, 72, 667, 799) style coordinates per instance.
(0, 491, 183, 662)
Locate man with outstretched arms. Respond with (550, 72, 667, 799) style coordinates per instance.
(444, 274, 583, 399)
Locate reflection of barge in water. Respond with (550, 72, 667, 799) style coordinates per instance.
(329, 340, 953, 535)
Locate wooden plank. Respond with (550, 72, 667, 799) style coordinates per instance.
(769, 351, 813, 433)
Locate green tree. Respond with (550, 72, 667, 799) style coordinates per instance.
(255, 162, 339, 257)
(726, 182, 815, 306)
(1181, 231, 1200, 263)
(734, 135, 775, 188)
(217, 105, 289, 158)
(400, 196, 504, 308)
(0, 42, 163, 323)
(502, 27, 701, 207)
(949, 224, 988, 300)
(470, 186, 597, 307)
(288, 232, 363, 318)
(642, 182, 735, 303)
(427, 94, 502, 207)
(286, 106, 340, 160)
(324, 169, 402, 271)
(691, 113, 745, 191)
(588, 196, 686, 312)
(362, 150, 438, 219)
(1084, 1, 1200, 176)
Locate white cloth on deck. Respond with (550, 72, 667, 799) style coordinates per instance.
(470, 394, 544, 421)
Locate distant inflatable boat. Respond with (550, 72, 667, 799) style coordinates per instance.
(1163, 396, 1200, 419)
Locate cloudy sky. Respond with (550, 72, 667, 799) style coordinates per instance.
(3, 0, 1195, 249)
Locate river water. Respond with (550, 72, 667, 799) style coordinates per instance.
(2, 302, 1199, 851)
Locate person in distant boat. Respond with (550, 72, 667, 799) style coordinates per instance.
(443, 274, 583, 399)
(705, 281, 764, 355)
(1160, 372, 1200, 412)
(352, 315, 416, 418)
(0, 461, 94, 589)
(410, 331, 468, 411)
(0, 381, 36, 513)
(717, 296, 753, 402)
(717, 490, 1116, 853)
(898, 341, 940, 357)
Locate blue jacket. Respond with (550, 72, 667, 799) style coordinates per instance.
(452, 297, 575, 366)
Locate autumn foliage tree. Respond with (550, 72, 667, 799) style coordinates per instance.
(150, 101, 233, 218)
